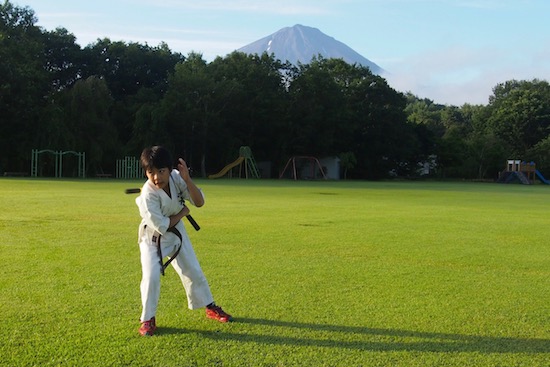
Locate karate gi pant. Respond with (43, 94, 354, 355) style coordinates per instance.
(139, 226, 214, 322)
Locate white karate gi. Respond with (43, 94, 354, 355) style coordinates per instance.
(135, 170, 214, 322)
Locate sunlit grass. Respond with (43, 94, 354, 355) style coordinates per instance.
(0, 178, 549, 366)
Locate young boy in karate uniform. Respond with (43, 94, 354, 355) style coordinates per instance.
(135, 145, 231, 336)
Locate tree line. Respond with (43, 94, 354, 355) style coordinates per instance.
(2, 0, 550, 179)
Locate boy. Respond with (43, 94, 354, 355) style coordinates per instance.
(135, 145, 231, 336)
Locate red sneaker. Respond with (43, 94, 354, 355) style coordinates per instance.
(206, 305, 232, 323)
(139, 317, 157, 336)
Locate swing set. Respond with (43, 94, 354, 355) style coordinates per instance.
(30, 149, 86, 178)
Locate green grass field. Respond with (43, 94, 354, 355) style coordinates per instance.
(1, 178, 549, 366)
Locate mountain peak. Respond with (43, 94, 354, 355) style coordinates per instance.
(238, 24, 384, 74)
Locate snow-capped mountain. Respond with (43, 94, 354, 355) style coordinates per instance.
(237, 24, 384, 74)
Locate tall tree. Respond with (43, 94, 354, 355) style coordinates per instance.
(34, 27, 83, 155)
(286, 57, 345, 157)
(339, 61, 411, 178)
(61, 76, 116, 174)
(42, 27, 82, 91)
(82, 39, 184, 148)
(0, 0, 47, 172)
(158, 52, 233, 176)
(488, 79, 550, 157)
(208, 52, 289, 170)
(461, 104, 506, 179)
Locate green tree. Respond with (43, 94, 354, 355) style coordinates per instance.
(286, 57, 348, 159)
(487, 79, 550, 157)
(82, 39, 184, 148)
(460, 104, 507, 179)
(286, 57, 415, 179)
(126, 88, 169, 156)
(528, 136, 550, 175)
(33, 27, 84, 155)
(208, 52, 289, 173)
(343, 65, 411, 178)
(404, 94, 446, 137)
(42, 27, 82, 91)
(0, 0, 47, 172)
(159, 52, 236, 176)
(61, 76, 116, 174)
(339, 151, 356, 179)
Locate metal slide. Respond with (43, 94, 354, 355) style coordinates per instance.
(208, 156, 245, 179)
(535, 170, 550, 184)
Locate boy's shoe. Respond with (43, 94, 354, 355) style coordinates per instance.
(139, 317, 156, 336)
(206, 305, 232, 323)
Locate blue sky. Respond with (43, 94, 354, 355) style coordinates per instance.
(16, 0, 550, 106)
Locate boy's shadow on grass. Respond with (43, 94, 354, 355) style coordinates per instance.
(159, 317, 550, 354)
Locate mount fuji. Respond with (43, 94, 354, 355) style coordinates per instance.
(237, 24, 384, 75)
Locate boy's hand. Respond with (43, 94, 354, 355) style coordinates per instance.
(177, 157, 205, 208)
(169, 206, 190, 228)
(177, 158, 191, 182)
(180, 206, 190, 217)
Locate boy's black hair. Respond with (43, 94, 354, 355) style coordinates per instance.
(140, 146, 173, 171)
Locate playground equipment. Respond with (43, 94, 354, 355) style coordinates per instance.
(535, 170, 550, 184)
(208, 146, 260, 179)
(497, 160, 549, 184)
(279, 156, 327, 180)
(31, 149, 85, 178)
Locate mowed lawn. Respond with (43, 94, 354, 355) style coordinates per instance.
(0, 178, 548, 366)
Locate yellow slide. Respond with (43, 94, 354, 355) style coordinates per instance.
(208, 156, 245, 179)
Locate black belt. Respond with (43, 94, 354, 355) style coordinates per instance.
(149, 226, 183, 276)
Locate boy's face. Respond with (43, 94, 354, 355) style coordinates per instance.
(145, 167, 170, 190)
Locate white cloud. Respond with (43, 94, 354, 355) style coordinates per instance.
(383, 45, 522, 105)
(385, 42, 550, 106)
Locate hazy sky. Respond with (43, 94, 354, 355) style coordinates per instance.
(16, 0, 550, 106)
